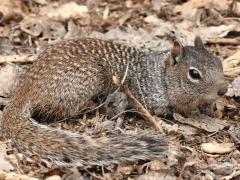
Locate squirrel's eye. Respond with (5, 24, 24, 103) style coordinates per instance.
(189, 69, 200, 79)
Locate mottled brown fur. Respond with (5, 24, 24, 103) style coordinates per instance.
(1, 37, 227, 166)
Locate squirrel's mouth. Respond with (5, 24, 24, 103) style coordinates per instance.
(201, 92, 220, 104)
(171, 93, 219, 116)
(171, 97, 200, 116)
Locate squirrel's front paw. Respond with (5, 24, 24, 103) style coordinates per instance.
(104, 92, 128, 129)
(198, 102, 215, 117)
(153, 106, 172, 117)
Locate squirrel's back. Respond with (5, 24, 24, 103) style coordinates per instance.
(1, 38, 168, 166)
(16, 39, 144, 117)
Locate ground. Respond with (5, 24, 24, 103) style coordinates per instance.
(0, 0, 239, 179)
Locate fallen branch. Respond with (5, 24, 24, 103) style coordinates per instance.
(0, 55, 36, 64)
(112, 75, 164, 133)
(207, 38, 240, 45)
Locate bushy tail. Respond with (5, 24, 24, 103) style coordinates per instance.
(1, 103, 167, 167)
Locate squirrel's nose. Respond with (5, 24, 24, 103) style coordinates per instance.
(217, 83, 228, 96)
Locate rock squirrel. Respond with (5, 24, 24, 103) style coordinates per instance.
(0, 36, 227, 166)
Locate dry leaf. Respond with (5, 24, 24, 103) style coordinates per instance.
(224, 67, 240, 78)
(209, 162, 234, 176)
(201, 142, 235, 154)
(174, 0, 231, 20)
(0, 26, 10, 37)
(233, 1, 240, 16)
(148, 159, 168, 171)
(0, 170, 38, 180)
(173, 113, 227, 133)
(40, 2, 88, 20)
(45, 175, 61, 180)
(144, 15, 162, 26)
(223, 51, 240, 69)
(20, 15, 43, 37)
(20, 15, 66, 40)
(223, 51, 240, 77)
(137, 171, 177, 180)
(215, 98, 236, 110)
(151, 0, 169, 11)
(102, 6, 109, 20)
(93, 120, 115, 134)
(178, 124, 199, 136)
(152, 19, 237, 45)
(117, 10, 133, 26)
(213, 98, 236, 118)
(64, 20, 81, 40)
(0, 0, 25, 21)
(33, 0, 47, 5)
(62, 167, 83, 180)
(0, 37, 13, 55)
(117, 163, 135, 175)
(0, 143, 14, 172)
(90, 27, 172, 50)
(155, 117, 178, 134)
(228, 125, 240, 146)
(174, 2, 199, 21)
(179, 160, 198, 178)
(223, 170, 240, 180)
(0, 63, 19, 98)
(200, 25, 236, 39)
(226, 77, 240, 97)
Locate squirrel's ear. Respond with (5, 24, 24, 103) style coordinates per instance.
(194, 36, 205, 49)
(165, 40, 184, 68)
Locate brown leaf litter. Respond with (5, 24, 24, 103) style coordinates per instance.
(0, 0, 239, 179)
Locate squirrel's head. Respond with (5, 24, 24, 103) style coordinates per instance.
(164, 36, 227, 116)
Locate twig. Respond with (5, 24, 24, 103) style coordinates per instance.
(0, 54, 36, 64)
(207, 38, 240, 45)
(112, 75, 164, 134)
(109, 109, 138, 121)
(121, 62, 129, 84)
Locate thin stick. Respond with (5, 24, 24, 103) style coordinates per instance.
(112, 75, 164, 134)
(0, 54, 36, 64)
(121, 62, 129, 84)
(207, 38, 240, 45)
(109, 109, 138, 121)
